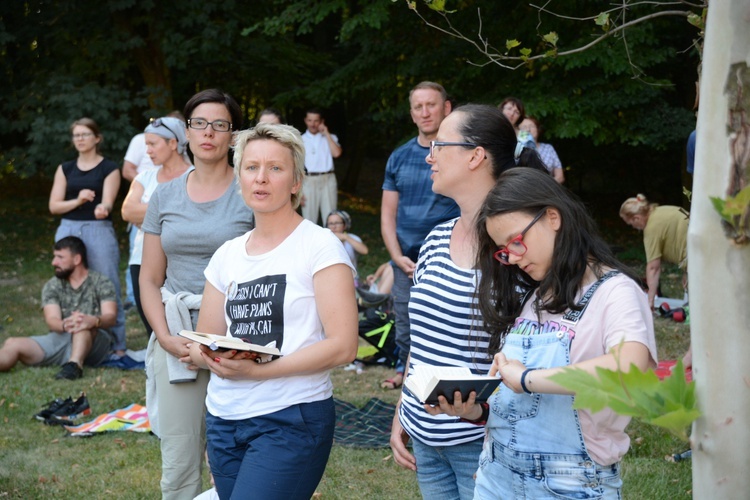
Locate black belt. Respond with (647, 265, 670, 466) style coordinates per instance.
(306, 170, 334, 176)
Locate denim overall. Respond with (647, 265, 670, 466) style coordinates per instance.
(475, 272, 622, 499)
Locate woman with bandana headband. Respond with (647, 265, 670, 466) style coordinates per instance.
(121, 116, 192, 335)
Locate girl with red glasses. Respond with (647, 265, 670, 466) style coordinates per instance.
(442, 168, 656, 498)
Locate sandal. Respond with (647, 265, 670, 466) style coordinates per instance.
(381, 371, 404, 390)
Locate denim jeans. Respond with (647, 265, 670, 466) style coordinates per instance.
(391, 263, 413, 369)
(206, 398, 335, 500)
(474, 441, 622, 499)
(411, 436, 483, 500)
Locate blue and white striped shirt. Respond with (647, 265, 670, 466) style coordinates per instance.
(399, 218, 493, 446)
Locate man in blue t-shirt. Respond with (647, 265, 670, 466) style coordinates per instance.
(380, 81, 460, 388)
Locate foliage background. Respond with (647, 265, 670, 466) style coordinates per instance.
(1, 0, 700, 207)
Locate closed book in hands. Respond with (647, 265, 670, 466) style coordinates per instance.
(178, 330, 281, 363)
(405, 365, 501, 405)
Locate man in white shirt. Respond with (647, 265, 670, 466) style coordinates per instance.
(301, 108, 342, 225)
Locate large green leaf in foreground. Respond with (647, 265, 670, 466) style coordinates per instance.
(549, 360, 699, 441)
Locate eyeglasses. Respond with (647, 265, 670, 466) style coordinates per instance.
(429, 141, 477, 159)
(493, 208, 547, 265)
(327, 221, 345, 227)
(71, 132, 94, 140)
(150, 117, 180, 139)
(187, 118, 232, 133)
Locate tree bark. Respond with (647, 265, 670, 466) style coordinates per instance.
(690, 1, 750, 497)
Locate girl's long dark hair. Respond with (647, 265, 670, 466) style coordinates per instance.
(475, 168, 640, 354)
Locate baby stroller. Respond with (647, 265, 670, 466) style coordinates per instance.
(355, 287, 398, 367)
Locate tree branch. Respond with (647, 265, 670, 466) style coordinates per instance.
(407, 1, 699, 70)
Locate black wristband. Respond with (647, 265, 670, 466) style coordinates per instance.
(520, 368, 536, 394)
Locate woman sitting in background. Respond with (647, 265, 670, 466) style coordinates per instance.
(326, 209, 369, 276)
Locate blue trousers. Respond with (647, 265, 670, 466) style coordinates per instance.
(206, 397, 335, 500)
(391, 263, 413, 369)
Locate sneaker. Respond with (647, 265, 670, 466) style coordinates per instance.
(51, 392, 91, 421)
(34, 397, 70, 421)
(55, 361, 83, 380)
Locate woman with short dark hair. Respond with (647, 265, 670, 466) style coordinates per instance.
(140, 89, 254, 499)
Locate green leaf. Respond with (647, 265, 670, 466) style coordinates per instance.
(711, 196, 733, 223)
(519, 48, 532, 59)
(595, 12, 610, 30)
(542, 32, 559, 47)
(506, 39, 521, 50)
(426, 0, 450, 13)
(724, 185, 750, 215)
(550, 360, 699, 442)
(687, 12, 704, 30)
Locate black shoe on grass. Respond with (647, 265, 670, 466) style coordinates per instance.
(34, 397, 70, 421)
(52, 392, 91, 421)
(55, 361, 83, 380)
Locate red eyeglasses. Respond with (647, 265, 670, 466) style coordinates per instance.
(493, 209, 547, 265)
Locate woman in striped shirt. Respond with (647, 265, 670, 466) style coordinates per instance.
(389, 104, 547, 499)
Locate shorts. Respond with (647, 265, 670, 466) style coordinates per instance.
(32, 329, 114, 367)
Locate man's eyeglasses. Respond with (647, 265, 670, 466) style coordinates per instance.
(327, 221, 345, 227)
(493, 208, 547, 265)
(71, 132, 94, 140)
(187, 118, 232, 133)
(429, 141, 477, 159)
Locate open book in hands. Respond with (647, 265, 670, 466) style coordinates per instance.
(405, 365, 501, 405)
(178, 330, 281, 364)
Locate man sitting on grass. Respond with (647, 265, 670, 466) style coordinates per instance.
(0, 236, 116, 380)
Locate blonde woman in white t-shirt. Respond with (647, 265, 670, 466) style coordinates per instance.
(189, 123, 358, 499)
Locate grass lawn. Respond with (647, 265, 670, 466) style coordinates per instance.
(0, 178, 692, 498)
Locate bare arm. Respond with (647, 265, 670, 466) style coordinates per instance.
(49, 165, 94, 215)
(319, 122, 342, 159)
(381, 190, 415, 275)
(122, 160, 138, 182)
(198, 263, 359, 380)
(389, 354, 415, 470)
(94, 168, 121, 219)
(140, 233, 190, 358)
(43, 303, 66, 333)
(189, 281, 230, 369)
(492, 342, 653, 395)
(121, 180, 148, 226)
(336, 232, 369, 255)
(646, 258, 661, 309)
(553, 167, 565, 184)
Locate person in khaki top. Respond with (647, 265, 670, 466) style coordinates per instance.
(620, 195, 689, 309)
(0, 236, 116, 380)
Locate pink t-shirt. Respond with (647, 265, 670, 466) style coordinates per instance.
(514, 273, 658, 465)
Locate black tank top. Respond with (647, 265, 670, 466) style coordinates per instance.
(61, 158, 118, 221)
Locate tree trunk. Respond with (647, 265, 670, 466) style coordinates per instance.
(690, 1, 750, 497)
